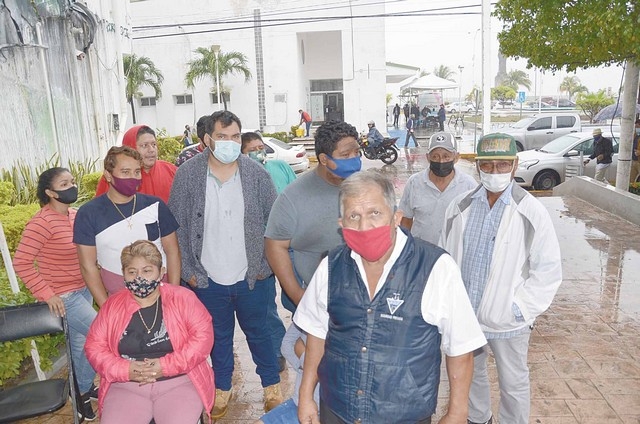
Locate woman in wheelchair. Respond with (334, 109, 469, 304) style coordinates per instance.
(85, 240, 214, 424)
(13, 167, 98, 421)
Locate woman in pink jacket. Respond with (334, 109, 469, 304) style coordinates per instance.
(85, 240, 214, 424)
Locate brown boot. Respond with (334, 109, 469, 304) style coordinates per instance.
(263, 383, 283, 412)
(211, 388, 232, 419)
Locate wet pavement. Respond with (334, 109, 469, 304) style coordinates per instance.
(20, 135, 640, 423)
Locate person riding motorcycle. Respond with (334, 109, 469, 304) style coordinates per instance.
(366, 121, 384, 155)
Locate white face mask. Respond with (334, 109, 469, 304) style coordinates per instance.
(479, 171, 512, 193)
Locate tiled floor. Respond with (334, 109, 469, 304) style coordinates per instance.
(16, 150, 640, 423)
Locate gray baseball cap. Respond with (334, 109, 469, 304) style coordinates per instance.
(428, 132, 458, 153)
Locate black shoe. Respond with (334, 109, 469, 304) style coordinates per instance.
(278, 356, 287, 372)
(79, 391, 96, 421)
(86, 383, 99, 401)
(468, 417, 492, 424)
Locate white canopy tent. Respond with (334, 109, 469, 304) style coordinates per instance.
(399, 74, 459, 108)
(399, 74, 459, 92)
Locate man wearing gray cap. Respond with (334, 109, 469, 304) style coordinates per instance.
(583, 128, 613, 183)
(399, 131, 477, 244)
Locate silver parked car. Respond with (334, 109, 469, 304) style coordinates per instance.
(515, 131, 619, 190)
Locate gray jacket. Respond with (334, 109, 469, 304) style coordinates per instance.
(168, 148, 277, 289)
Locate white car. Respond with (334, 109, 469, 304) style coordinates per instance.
(263, 137, 310, 173)
(515, 131, 619, 190)
(446, 102, 476, 113)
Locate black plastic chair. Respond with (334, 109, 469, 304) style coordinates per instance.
(0, 302, 81, 424)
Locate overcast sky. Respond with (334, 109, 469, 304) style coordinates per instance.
(383, 0, 624, 99)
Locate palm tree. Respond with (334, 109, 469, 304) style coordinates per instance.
(559, 76, 588, 99)
(433, 65, 456, 82)
(123, 54, 164, 124)
(502, 70, 532, 91)
(185, 46, 252, 110)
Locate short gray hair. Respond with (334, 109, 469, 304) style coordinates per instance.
(339, 170, 396, 217)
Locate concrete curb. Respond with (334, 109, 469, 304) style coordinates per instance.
(553, 176, 640, 226)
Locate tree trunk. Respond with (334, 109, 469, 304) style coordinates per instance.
(615, 61, 640, 191)
(129, 100, 137, 124)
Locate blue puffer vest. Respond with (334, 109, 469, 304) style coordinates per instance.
(318, 232, 445, 424)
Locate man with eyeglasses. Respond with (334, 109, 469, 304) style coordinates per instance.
(440, 133, 562, 424)
(168, 110, 283, 419)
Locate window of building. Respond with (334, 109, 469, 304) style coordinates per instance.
(210, 92, 230, 104)
(140, 97, 156, 107)
(175, 94, 193, 105)
(310, 79, 343, 92)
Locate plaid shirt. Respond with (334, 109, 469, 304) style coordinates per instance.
(461, 182, 527, 339)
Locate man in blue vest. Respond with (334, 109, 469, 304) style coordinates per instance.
(294, 170, 487, 424)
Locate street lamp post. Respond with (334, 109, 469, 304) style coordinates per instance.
(458, 65, 464, 109)
(212, 44, 221, 111)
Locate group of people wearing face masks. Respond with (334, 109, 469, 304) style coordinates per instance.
(13, 112, 562, 424)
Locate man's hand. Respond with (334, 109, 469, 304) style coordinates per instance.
(583, 159, 590, 165)
(297, 398, 320, 424)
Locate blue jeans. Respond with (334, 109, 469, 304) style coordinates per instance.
(259, 398, 297, 423)
(193, 277, 280, 390)
(305, 121, 312, 137)
(61, 287, 97, 394)
(266, 278, 286, 359)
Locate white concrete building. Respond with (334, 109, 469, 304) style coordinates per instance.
(128, 0, 387, 136)
(0, 0, 130, 171)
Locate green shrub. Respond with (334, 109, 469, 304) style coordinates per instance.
(0, 204, 41, 260)
(262, 132, 291, 143)
(79, 172, 103, 203)
(158, 137, 183, 164)
(0, 276, 64, 385)
(0, 181, 13, 206)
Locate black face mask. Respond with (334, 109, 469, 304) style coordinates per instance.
(430, 160, 455, 177)
(52, 186, 78, 204)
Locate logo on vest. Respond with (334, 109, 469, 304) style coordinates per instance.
(380, 293, 405, 321)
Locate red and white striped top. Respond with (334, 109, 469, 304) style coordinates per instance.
(13, 205, 85, 301)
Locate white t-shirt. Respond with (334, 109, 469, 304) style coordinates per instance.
(294, 229, 487, 357)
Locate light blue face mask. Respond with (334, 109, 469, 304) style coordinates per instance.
(212, 140, 241, 164)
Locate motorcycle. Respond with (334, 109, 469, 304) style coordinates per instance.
(359, 136, 399, 165)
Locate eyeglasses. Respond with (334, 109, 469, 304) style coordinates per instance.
(477, 160, 514, 173)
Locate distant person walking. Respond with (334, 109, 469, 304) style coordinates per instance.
(583, 128, 613, 183)
(299, 109, 312, 137)
(393, 103, 401, 127)
(403, 103, 410, 123)
(405, 114, 418, 148)
(183, 124, 193, 147)
(438, 104, 446, 131)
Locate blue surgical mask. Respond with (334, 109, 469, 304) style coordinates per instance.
(212, 140, 241, 164)
(326, 155, 362, 179)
